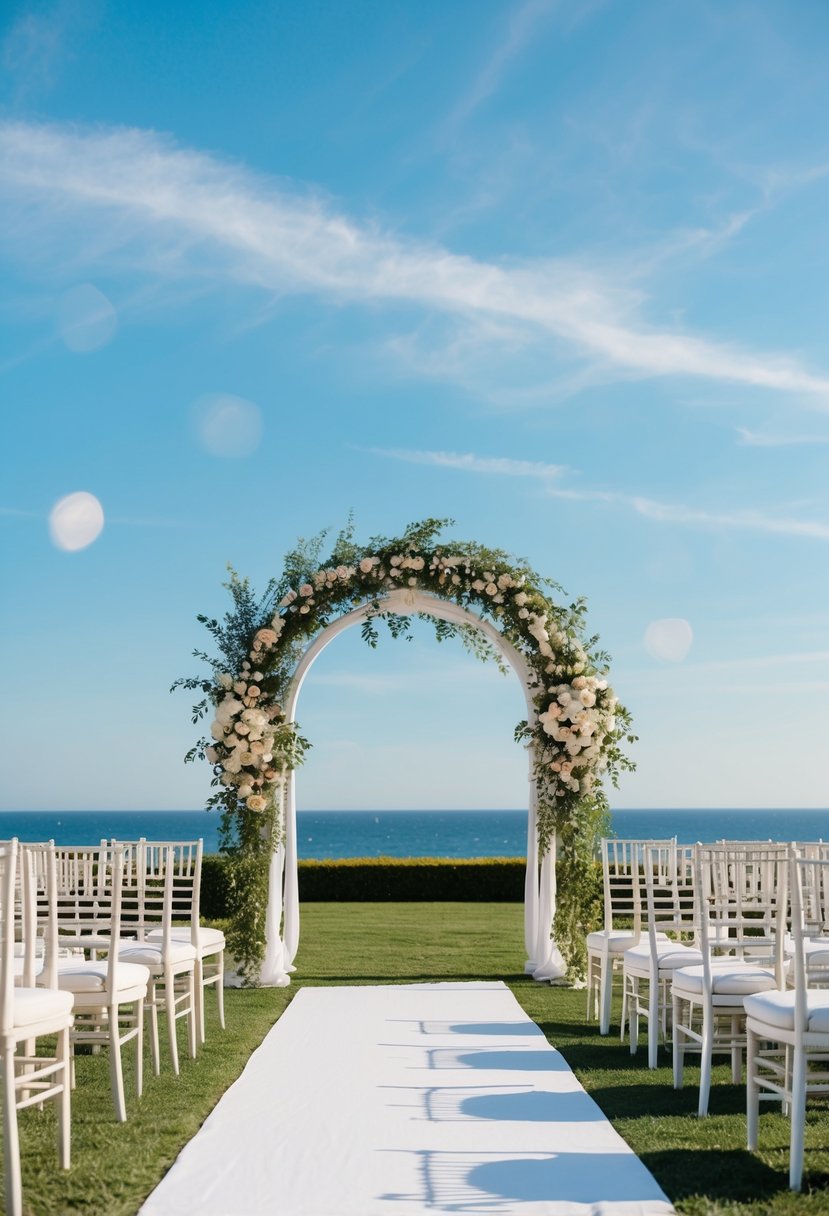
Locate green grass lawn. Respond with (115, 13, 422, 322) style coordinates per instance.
(7, 902, 829, 1214)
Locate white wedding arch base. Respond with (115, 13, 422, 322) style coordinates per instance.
(258, 589, 566, 987)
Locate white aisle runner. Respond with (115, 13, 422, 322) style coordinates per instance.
(140, 982, 674, 1216)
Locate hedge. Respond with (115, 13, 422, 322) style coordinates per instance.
(200, 855, 526, 917)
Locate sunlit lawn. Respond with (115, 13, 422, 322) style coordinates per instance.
(6, 903, 829, 1214)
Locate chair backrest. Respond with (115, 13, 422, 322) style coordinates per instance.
(640, 842, 697, 953)
(0, 839, 19, 1033)
(112, 839, 202, 948)
(789, 851, 829, 1027)
(32, 844, 127, 998)
(694, 843, 788, 983)
(792, 850, 829, 985)
(600, 837, 676, 936)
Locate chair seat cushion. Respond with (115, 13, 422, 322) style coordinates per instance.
(587, 929, 669, 953)
(147, 926, 225, 951)
(624, 940, 702, 972)
(119, 941, 197, 966)
(745, 988, 829, 1033)
(673, 960, 777, 997)
(14, 986, 74, 1027)
(54, 960, 150, 993)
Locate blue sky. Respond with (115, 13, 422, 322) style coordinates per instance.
(2, 0, 829, 813)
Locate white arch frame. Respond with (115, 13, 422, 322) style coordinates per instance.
(260, 588, 566, 986)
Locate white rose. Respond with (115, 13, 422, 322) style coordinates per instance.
(359, 557, 375, 574)
(580, 690, 596, 708)
(209, 720, 225, 740)
(299, 583, 314, 597)
(237, 784, 253, 799)
(218, 672, 233, 690)
(247, 794, 267, 813)
(485, 582, 497, 596)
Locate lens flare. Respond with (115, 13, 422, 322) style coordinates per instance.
(193, 394, 263, 458)
(49, 491, 105, 551)
(644, 618, 693, 662)
(57, 284, 118, 353)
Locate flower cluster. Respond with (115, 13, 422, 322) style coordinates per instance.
(205, 617, 286, 813)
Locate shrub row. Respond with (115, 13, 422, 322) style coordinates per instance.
(200, 854, 525, 916)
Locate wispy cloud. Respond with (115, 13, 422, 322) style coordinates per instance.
(2, 121, 829, 403)
(367, 447, 567, 479)
(736, 427, 829, 447)
(547, 484, 829, 541)
(447, 0, 558, 132)
(370, 446, 829, 540)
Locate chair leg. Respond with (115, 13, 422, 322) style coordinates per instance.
(109, 1004, 127, 1123)
(135, 997, 144, 1100)
(789, 1045, 807, 1192)
(672, 991, 683, 1089)
(629, 977, 640, 1055)
(599, 957, 613, 1036)
(58, 1027, 71, 1169)
(648, 977, 659, 1069)
(194, 957, 205, 1046)
(731, 1015, 742, 1084)
(165, 971, 180, 1075)
(3, 1041, 23, 1216)
(620, 971, 628, 1042)
(698, 1003, 713, 1118)
(216, 952, 225, 1030)
(187, 972, 197, 1060)
(148, 982, 161, 1076)
(746, 1026, 759, 1151)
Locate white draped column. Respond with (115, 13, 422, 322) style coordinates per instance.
(260, 774, 292, 986)
(531, 832, 566, 981)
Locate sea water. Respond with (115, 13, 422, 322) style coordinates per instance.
(0, 807, 826, 857)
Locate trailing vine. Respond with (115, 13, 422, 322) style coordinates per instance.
(174, 518, 635, 981)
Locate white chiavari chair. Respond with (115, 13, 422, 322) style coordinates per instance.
(746, 850, 829, 1190)
(138, 839, 225, 1045)
(1, 839, 74, 1216)
(622, 842, 702, 1067)
(586, 837, 674, 1035)
(115, 841, 198, 1075)
(671, 843, 787, 1116)
(34, 843, 149, 1122)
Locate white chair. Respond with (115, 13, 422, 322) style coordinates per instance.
(623, 842, 702, 1067)
(34, 843, 150, 1123)
(117, 838, 225, 1046)
(746, 851, 829, 1190)
(1, 839, 74, 1216)
(586, 837, 674, 1035)
(672, 843, 786, 1116)
(116, 842, 198, 1075)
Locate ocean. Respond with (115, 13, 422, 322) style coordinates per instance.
(0, 807, 826, 858)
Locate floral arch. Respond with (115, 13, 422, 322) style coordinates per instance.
(177, 519, 634, 985)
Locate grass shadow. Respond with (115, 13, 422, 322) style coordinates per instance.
(640, 1148, 787, 1204)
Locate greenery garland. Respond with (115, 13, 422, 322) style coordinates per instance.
(174, 518, 635, 982)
